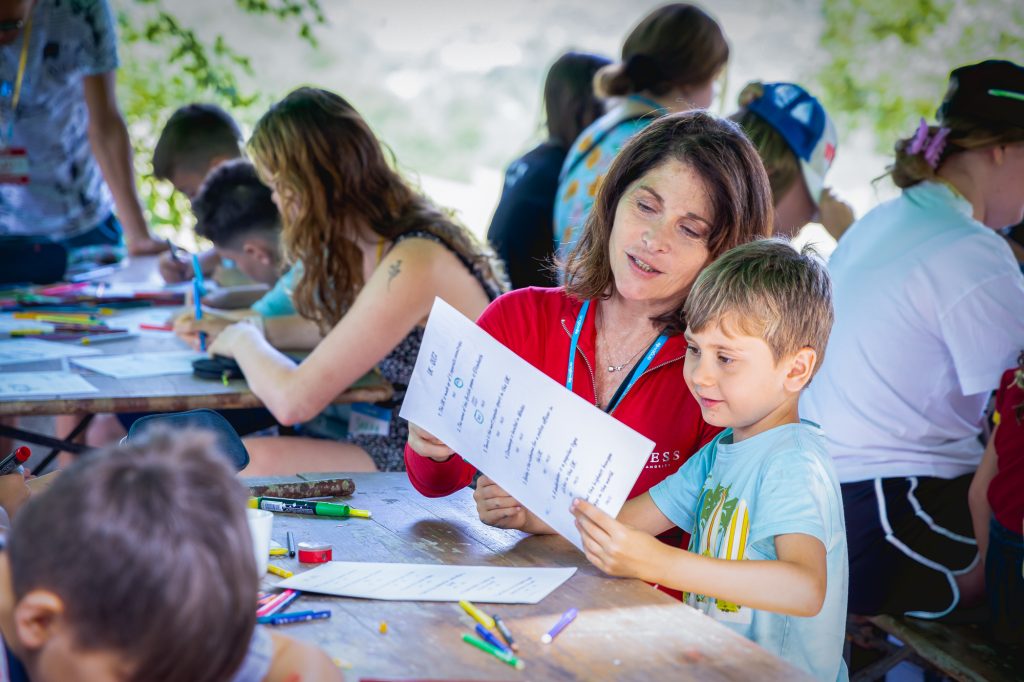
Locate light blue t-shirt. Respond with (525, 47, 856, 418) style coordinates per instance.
(250, 264, 298, 318)
(649, 421, 849, 682)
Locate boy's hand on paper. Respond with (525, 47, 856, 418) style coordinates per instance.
(173, 310, 235, 351)
(407, 423, 455, 461)
(572, 498, 666, 581)
(158, 252, 192, 283)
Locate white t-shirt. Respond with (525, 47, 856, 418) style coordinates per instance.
(802, 181, 1024, 482)
(0, 0, 118, 240)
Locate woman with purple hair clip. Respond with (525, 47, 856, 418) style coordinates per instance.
(802, 59, 1024, 626)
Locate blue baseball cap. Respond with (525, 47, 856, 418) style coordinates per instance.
(745, 82, 837, 206)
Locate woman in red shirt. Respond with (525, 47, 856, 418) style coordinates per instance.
(405, 111, 773, 553)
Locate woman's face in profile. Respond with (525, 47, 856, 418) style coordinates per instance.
(607, 158, 713, 310)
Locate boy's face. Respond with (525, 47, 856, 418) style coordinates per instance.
(0, 555, 133, 682)
(683, 317, 814, 442)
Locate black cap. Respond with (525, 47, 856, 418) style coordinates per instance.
(937, 59, 1024, 128)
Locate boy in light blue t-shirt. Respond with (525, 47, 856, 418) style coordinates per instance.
(572, 239, 849, 681)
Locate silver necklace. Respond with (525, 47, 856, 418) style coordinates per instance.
(607, 347, 646, 373)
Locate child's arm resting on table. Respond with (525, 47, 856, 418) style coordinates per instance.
(572, 497, 827, 618)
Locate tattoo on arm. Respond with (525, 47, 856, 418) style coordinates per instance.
(387, 260, 402, 290)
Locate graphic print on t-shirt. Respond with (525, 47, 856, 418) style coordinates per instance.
(685, 481, 752, 624)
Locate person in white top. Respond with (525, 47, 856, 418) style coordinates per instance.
(802, 59, 1024, 621)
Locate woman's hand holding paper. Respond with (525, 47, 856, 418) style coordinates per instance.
(407, 423, 455, 462)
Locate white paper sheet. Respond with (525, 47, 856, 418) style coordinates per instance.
(71, 350, 203, 378)
(400, 298, 655, 550)
(278, 561, 576, 604)
(0, 371, 98, 397)
(0, 338, 101, 365)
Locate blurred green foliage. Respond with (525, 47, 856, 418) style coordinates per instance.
(817, 0, 1024, 154)
(115, 0, 324, 237)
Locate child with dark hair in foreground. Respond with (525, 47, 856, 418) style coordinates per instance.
(0, 430, 342, 682)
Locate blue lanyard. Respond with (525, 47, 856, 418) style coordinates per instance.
(565, 300, 668, 413)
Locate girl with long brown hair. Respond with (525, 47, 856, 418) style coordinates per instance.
(181, 87, 507, 474)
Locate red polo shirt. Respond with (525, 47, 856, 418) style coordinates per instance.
(405, 287, 722, 554)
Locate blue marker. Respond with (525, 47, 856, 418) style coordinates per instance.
(192, 278, 206, 352)
(190, 254, 207, 351)
(475, 623, 511, 653)
(191, 254, 205, 296)
(257, 610, 331, 626)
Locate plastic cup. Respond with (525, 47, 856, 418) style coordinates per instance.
(246, 508, 273, 576)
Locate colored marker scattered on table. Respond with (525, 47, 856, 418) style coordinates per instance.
(269, 547, 288, 557)
(492, 614, 519, 652)
(541, 607, 578, 644)
(286, 531, 296, 558)
(251, 497, 372, 519)
(259, 610, 331, 626)
(267, 564, 293, 579)
(256, 589, 298, 618)
(81, 331, 138, 345)
(462, 633, 524, 670)
(0, 446, 30, 476)
(475, 623, 511, 654)
(262, 590, 301, 618)
(459, 600, 495, 630)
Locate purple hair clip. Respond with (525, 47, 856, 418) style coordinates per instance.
(907, 118, 930, 155)
(906, 118, 949, 169)
(923, 127, 950, 169)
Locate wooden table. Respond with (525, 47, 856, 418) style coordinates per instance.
(251, 473, 808, 681)
(0, 257, 392, 451)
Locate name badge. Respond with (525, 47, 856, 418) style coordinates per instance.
(0, 148, 29, 184)
(348, 402, 392, 437)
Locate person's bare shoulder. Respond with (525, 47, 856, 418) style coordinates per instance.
(264, 632, 344, 682)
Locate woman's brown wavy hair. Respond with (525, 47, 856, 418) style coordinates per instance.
(249, 87, 506, 330)
(563, 110, 773, 335)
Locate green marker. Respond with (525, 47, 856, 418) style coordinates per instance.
(462, 633, 524, 669)
(253, 496, 372, 518)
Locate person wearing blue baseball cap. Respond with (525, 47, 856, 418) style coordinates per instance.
(802, 59, 1024, 625)
(730, 81, 854, 239)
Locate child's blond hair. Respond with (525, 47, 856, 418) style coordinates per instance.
(685, 238, 834, 379)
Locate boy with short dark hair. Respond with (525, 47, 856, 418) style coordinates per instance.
(0, 430, 341, 682)
(572, 239, 848, 681)
(190, 159, 293, 315)
(153, 103, 245, 283)
(153, 103, 244, 199)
